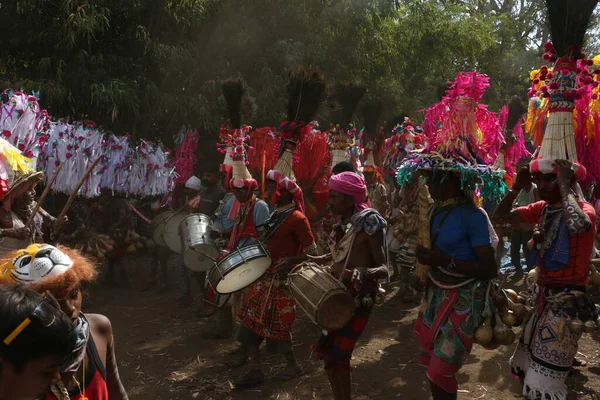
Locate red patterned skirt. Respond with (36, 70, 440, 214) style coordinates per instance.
(238, 272, 296, 342)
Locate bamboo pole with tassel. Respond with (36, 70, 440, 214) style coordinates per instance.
(415, 176, 432, 285)
(57, 157, 103, 221)
(26, 162, 65, 227)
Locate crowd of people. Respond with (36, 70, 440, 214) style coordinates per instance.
(2, 18, 600, 400)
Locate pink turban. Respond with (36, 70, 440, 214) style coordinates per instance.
(266, 170, 305, 214)
(328, 171, 370, 211)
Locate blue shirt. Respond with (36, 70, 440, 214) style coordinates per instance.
(431, 203, 490, 262)
(214, 196, 270, 247)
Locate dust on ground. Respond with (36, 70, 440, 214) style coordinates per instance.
(85, 255, 600, 399)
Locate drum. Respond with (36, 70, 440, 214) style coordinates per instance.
(205, 283, 231, 307)
(150, 211, 173, 248)
(162, 213, 188, 254)
(180, 214, 220, 271)
(208, 243, 271, 294)
(287, 262, 354, 331)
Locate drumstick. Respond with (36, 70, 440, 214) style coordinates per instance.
(26, 162, 65, 227)
(57, 156, 103, 221)
(188, 247, 220, 263)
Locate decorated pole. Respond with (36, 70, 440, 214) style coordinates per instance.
(57, 156, 103, 220)
(26, 162, 64, 227)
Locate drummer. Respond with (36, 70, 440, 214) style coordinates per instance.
(185, 166, 227, 314)
(311, 171, 388, 400)
(138, 197, 171, 293)
(175, 175, 205, 306)
(234, 170, 317, 387)
(201, 159, 270, 340)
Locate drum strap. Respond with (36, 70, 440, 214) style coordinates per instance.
(330, 231, 356, 282)
(260, 205, 295, 243)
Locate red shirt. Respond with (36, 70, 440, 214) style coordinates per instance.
(517, 200, 597, 285)
(265, 210, 315, 265)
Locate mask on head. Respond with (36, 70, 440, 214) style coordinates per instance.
(0, 244, 73, 285)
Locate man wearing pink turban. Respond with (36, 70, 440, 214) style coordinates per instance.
(312, 171, 388, 400)
(327, 171, 370, 211)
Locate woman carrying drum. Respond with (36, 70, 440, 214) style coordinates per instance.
(235, 170, 317, 387)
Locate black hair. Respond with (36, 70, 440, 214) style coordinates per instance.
(0, 285, 76, 372)
(332, 162, 355, 175)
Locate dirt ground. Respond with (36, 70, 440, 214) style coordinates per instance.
(85, 255, 600, 400)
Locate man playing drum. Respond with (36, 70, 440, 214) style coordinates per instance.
(311, 171, 388, 400)
(235, 170, 317, 387)
(175, 175, 204, 306)
(202, 158, 270, 340)
(178, 167, 227, 313)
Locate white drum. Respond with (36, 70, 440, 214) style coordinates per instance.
(180, 214, 220, 271)
(162, 213, 187, 254)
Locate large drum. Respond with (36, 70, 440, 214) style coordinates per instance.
(287, 262, 354, 331)
(162, 212, 188, 254)
(208, 243, 271, 294)
(179, 214, 220, 271)
(150, 211, 173, 248)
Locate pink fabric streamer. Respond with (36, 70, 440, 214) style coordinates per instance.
(328, 171, 370, 211)
(174, 126, 199, 184)
(504, 118, 530, 177)
(575, 86, 600, 188)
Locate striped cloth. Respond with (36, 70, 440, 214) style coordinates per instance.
(396, 235, 418, 272)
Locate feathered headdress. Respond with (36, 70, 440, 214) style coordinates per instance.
(217, 79, 254, 188)
(527, 0, 599, 181)
(397, 71, 506, 202)
(361, 98, 383, 171)
(275, 68, 327, 181)
(327, 83, 365, 170)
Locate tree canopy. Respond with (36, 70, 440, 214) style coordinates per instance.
(2, 0, 598, 150)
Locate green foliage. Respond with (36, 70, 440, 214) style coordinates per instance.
(3, 0, 594, 154)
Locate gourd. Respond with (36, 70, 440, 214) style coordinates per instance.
(475, 315, 494, 345)
(569, 317, 584, 334)
(493, 314, 511, 343)
(502, 311, 518, 327)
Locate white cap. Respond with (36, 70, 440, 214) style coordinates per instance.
(185, 176, 202, 191)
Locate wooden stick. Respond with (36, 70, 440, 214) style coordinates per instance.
(57, 157, 103, 220)
(26, 162, 65, 227)
(261, 149, 266, 199)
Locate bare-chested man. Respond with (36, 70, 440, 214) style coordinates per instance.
(311, 171, 388, 400)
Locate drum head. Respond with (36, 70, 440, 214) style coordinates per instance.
(215, 256, 271, 294)
(182, 246, 220, 272)
(317, 290, 355, 331)
(151, 212, 173, 248)
(162, 213, 187, 253)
